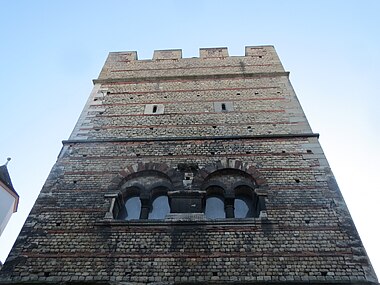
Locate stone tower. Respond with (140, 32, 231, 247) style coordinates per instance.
(0, 46, 377, 284)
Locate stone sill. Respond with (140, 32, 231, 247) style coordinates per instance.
(95, 215, 273, 228)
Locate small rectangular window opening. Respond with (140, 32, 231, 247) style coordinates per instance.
(213, 101, 233, 113)
(144, 104, 164, 115)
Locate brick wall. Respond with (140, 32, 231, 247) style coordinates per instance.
(0, 46, 377, 285)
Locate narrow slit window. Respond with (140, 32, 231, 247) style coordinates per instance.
(214, 102, 233, 112)
(144, 104, 164, 115)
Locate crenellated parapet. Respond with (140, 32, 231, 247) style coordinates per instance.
(96, 46, 286, 81)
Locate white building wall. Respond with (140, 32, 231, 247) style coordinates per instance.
(0, 185, 16, 235)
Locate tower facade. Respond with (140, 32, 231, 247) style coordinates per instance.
(0, 46, 377, 284)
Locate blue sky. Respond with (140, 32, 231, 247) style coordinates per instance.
(1, 0, 379, 276)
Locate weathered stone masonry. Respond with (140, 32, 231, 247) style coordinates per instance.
(0, 46, 378, 284)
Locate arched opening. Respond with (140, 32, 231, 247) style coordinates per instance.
(234, 195, 254, 218)
(205, 195, 225, 219)
(124, 196, 141, 220)
(116, 170, 174, 220)
(234, 185, 256, 218)
(149, 195, 170, 219)
(204, 185, 225, 219)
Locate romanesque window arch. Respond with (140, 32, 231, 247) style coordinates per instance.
(117, 186, 143, 220)
(205, 195, 225, 219)
(124, 196, 141, 220)
(114, 170, 174, 220)
(204, 186, 225, 219)
(234, 185, 256, 218)
(148, 186, 170, 219)
(202, 168, 263, 219)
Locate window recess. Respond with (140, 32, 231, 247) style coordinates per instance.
(214, 102, 233, 112)
(144, 104, 164, 115)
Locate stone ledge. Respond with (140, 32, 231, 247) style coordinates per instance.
(165, 213, 207, 222)
(94, 217, 272, 228)
(62, 133, 320, 145)
(93, 71, 290, 84)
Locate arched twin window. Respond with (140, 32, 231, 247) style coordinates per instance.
(204, 193, 255, 219)
(122, 193, 170, 220)
(117, 171, 172, 220)
(203, 170, 259, 219)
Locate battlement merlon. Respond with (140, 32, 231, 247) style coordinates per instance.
(95, 46, 286, 82)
